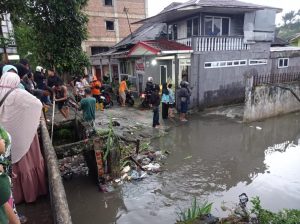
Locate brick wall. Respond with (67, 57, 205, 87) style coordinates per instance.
(83, 0, 147, 55)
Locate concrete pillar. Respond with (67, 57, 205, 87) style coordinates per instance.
(109, 57, 112, 83)
(243, 73, 254, 122)
(99, 58, 103, 81)
(175, 54, 179, 88)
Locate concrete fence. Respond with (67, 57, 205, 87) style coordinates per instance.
(243, 74, 300, 122)
(40, 118, 73, 224)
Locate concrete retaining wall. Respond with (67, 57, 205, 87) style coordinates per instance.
(40, 118, 73, 224)
(243, 75, 300, 122)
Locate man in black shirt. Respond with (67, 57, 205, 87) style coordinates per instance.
(149, 84, 161, 128)
(47, 68, 62, 88)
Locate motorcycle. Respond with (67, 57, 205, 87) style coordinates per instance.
(100, 86, 113, 108)
(140, 91, 152, 108)
(117, 91, 134, 106)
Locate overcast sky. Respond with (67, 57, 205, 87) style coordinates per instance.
(148, 0, 300, 25)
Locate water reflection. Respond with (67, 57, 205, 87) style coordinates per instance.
(65, 112, 300, 224)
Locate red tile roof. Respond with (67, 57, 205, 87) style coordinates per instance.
(127, 39, 192, 57)
(142, 39, 192, 51)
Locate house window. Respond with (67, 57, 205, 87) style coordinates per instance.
(120, 61, 129, 74)
(204, 60, 247, 68)
(173, 24, 178, 40)
(104, 0, 113, 6)
(106, 21, 114, 31)
(249, 59, 268, 65)
(187, 18, 199, 37)
(278, 58, 289, 68)
(91, 47, 109, 55)
(168, 25, 173, 40)
(204, 16, 230, 36)
(168, 24, 178, 40)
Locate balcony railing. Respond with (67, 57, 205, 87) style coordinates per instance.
(176, 36, 249, 52)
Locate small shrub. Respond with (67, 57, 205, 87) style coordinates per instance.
(251, 197, 300, 224)
(177, 198, 213, 223)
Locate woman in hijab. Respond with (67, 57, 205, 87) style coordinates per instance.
(161, 83, 170, 119)
(0, 71, 47, 204)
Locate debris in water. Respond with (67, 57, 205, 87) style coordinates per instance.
(143, 163, 161, 172)
(256, 126, 262, 130)
(122, 165, 131, 173)
(184, 155, 192, 160)
(59, 154, 89, 178)
(104, 201, 108, 208)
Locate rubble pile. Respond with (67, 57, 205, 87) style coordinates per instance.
(58, 155, 89, 180)
(114, 150, 169, 184)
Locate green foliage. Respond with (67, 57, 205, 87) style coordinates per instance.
(282, 10, 299, 25)
(57, 128, 73, 140)
(1, 0, 90, 76)
(178, 198, 213, 223)
(277, 10, 300, 41)
(251, 197, 300, 224)
(103, 118, 120, 161)
(13, 23, 39, 68)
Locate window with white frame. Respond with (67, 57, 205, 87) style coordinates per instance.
(278, 58, 289, 68)
(249, 59, 268, 65)
(204, 16, 230, 36)
(204, 60, 247, 68)
(187, 17, 200, 37)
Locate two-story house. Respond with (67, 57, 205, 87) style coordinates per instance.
(83, 0, 148, 79)
(92, 0, 300, 109)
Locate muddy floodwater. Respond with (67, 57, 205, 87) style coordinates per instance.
(64, 112, 300, 224)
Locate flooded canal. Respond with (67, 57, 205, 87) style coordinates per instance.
(64, 111, 300, 224)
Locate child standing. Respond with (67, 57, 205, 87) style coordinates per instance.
(150, 85, 161, 128)
(168, 84, 175, 118)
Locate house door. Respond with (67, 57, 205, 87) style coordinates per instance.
(95, 68, 101, 81)
(160, 65, 167, 85)
(138, 74, 143, 93)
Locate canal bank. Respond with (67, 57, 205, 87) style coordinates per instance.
(61, 109, 300, 224)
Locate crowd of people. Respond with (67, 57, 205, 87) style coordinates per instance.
(0, 60, 48, 224)
(0, 58, 192, 223)
(0, 60, 98, 223)
(147, 77, 192, 128)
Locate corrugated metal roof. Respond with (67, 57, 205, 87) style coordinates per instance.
(114, 23, 167, 48)
(134, 0, 282, 24)
(159, 0, 280, 13)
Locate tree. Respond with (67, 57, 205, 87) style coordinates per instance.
(278, 11, 300, 40)
(1, 0, 90, 76)
(282, 11, 297, 25)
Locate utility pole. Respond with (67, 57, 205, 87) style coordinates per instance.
(123, 7, 133, 38)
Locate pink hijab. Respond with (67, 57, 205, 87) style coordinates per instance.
(0, 72, 42, 163)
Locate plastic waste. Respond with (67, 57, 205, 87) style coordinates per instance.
(142, 157, 151, 165)
(122, 165, 131, 173)
(143, 163, 160, 171)
(130, 170, 140, 180)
